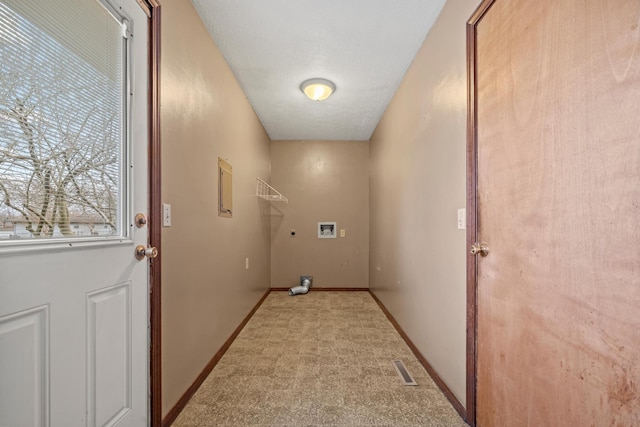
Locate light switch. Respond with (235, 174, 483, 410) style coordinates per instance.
(457, 208, 466, 230)
(163, 203, 171, 227)
(340, 229, 346, 237)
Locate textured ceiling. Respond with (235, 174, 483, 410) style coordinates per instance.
(191, 0, 446, 141)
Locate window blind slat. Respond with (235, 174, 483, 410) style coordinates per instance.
(2, 0, 123, 79)
(0, 0, 126, 240)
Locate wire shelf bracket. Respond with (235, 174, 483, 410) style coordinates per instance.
(256, 178, 288, 203)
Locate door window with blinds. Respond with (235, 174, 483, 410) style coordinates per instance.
(0, 0, 130, 243)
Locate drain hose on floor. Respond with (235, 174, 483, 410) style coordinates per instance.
(289, 278, 311, 296)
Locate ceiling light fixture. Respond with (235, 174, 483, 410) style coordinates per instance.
(300, 78, 335, 101)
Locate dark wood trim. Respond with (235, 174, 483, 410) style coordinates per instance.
(465, 10, 478, 427)
(161, 289, 271, 427)
(270, 287, 370, 292)
(465, 2, 496, 426)
(146, 1, 162, 426)
(368, 291, 467, 421)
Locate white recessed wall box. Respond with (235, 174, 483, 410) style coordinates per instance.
(318, 222, 337, 238)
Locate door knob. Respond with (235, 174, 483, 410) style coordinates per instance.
(135, 245, 158, 260)
(470, 242, 489, 257)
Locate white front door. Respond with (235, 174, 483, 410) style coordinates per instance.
(0, 0, 150, 425)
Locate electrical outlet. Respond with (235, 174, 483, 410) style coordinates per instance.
(245, 258, 249, 270)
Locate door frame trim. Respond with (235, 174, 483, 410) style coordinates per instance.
(466, 1, 496, 426)
(143, 1, 162, 426)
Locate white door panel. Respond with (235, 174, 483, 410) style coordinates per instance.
(0, 0, 149, 425)
(0, 305, 49, 427)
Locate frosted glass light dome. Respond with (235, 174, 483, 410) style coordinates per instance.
(300, 78, 335, 101)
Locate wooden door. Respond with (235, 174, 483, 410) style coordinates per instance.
(470, 0, 640, 425)
(0, 0, 150, 425)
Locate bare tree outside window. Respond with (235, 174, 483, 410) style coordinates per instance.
(0, 2, 123, 240)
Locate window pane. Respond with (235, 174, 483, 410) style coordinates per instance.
(0, 0, 126, 241)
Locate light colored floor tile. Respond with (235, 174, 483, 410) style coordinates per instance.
(171, 291, 467, 427)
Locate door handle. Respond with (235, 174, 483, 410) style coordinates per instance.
(470, 242, 489, 257)
(135, 245, 158, 261)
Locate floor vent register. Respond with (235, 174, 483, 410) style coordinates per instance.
(392, 359, 418, 386)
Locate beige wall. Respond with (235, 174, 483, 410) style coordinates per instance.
(160, 0, 271, 417)
(270, 140, 369, 288)
(369, 0, 479, 407)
